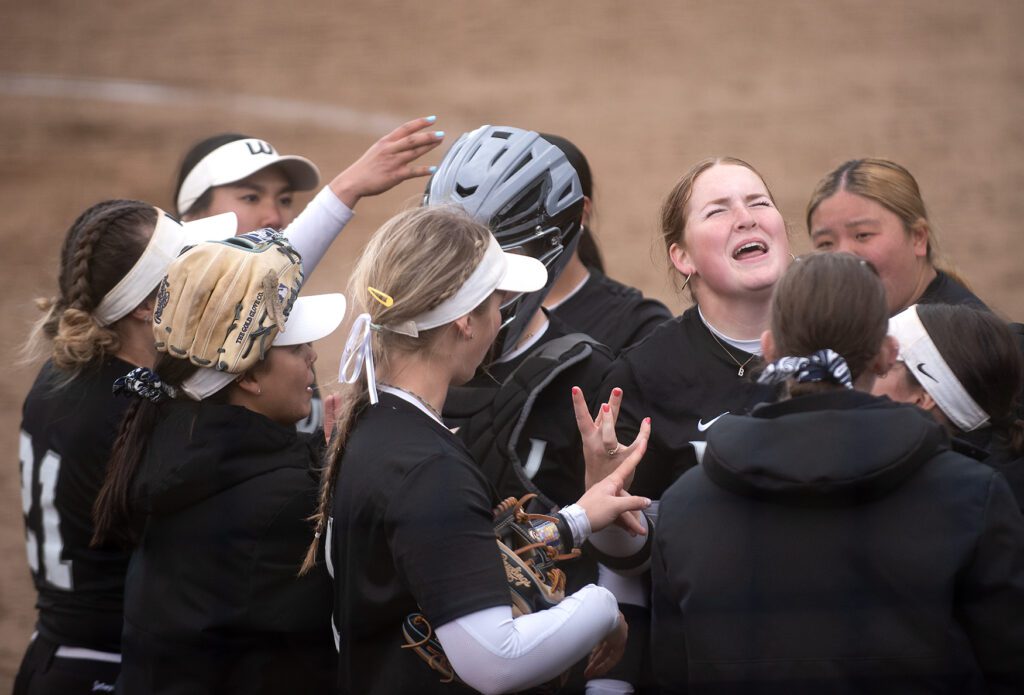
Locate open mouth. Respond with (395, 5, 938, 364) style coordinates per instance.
(732, 240, 768, 260)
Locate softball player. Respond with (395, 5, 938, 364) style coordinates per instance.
(14, 117, 442, 694)
(603, 157, 790, 500)
(174, 121, 446, 433)
(875, 302, 1024, 510)
(305, 205, 654, 695)
(15, 201, 236, 695)
(651, 252, 1024, 692)
(588, 157, 792, 693)
(806, 158, 988, 314)
(91, 233, 346, 693)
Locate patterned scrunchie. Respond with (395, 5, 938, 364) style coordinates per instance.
(113, 367, 177, 403)
(757, 349, 853, 390)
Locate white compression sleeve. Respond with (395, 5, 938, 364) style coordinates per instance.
(281, 186, 354, 276)
(435, 584, 619, 695)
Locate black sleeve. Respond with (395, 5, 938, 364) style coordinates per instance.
(622, 299, 673, 349)
(650, 527, 689, 693)
(386, 456, 510, 628)
(958, 472, 1024, 693)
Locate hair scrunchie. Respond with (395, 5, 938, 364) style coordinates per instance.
(757, 349, 853, 390)
(113, 367, 177, 403)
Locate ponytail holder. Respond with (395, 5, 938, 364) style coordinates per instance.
(113, 367, 177, 403)
(757, 349, 853, 390)
(367, 286, 394, 308)
(339, 313, 379, 404)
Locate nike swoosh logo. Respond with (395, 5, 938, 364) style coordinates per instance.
(916, 362, 937, 381)
(697, 412, 729, 432)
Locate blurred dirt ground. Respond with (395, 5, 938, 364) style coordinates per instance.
(0, 0, 1021, 686)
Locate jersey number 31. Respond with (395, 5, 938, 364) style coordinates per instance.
(20, 430, 73, 590)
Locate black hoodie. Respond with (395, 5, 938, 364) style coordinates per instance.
(652, 390, 1024, 694)
(118, 401, 334, 694)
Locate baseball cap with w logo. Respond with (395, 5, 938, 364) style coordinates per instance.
(175, 136, 320, 216)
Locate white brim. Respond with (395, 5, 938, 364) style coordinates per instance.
(181, 211, 238, 245)
(273, 293, 347, 346)
(497, 252, 547, 294)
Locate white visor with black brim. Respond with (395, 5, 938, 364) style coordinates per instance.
(339, 235, 547, 403)
(888, 304, 990, 432)
(94, 209, 237, 326)
(176, 138, 320, 216)
(180, 293, 346, 401)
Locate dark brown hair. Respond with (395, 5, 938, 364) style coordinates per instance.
(24, 200, 155, 379)
(770, 252, 888, 396)
(912, 304, 1024, 454)
(92, 354, 231, 548)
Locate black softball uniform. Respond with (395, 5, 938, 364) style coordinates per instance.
(447, 314, 615, 509)
(118, 400, 334, 694)
(599, 306, 777, 500)
(549, 270, 672, 353)
(330, 393, 510, 695)
(918, 269, 988, 310)
(652, 390, 1024, 693)
(16, 358, 135, 693)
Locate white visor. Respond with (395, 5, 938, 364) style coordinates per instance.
(94, 209, 237, 326)
(888, 304, 990, 432)
(181, 293, 346, 401)
(176, 138, 320, 216)
(394, 235, 546, 336)
(273, 293, 347, 346)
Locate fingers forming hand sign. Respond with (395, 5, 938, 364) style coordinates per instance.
(572, 386, 651, 491)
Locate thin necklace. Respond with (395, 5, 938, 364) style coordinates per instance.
(706, 330, 757, 377)
(379, 382, 443, 421)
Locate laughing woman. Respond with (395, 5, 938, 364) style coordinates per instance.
(601, 157, 791, 499)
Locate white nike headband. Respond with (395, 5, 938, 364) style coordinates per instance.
(888, 304, 990, 432)
(94, 209, 237, 326)
(339, 235, 547, 404)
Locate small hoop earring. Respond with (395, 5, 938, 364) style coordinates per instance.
(680, 274, 692, 292)
(789, 252, 797, 261)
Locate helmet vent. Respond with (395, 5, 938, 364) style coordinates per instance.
(456, 184, 479, 197)
(502, 152, 533, 183)
(492, 130, 512, 139)
(557, 183, 574, 202)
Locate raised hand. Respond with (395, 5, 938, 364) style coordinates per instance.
(572, 386, 651, 491)
(329, 116, 446, 207)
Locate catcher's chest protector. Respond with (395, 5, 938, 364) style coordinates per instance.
(444, 334, 600, 511)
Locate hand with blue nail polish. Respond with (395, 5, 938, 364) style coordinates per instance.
(327, 115, 446, 208)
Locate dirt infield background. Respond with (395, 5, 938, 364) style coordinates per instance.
(0, 0, 1021, 685)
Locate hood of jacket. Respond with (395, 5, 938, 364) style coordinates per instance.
(133, 400, 320, 515)
(703, 390, 950, 506)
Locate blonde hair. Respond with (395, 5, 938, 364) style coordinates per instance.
(22, 200, 155, 380)
(300, 205, 492, 573)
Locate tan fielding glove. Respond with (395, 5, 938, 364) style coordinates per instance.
(152, 230, 304, 373)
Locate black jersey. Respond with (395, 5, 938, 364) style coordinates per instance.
(549, 271, 672, 354)
(918, 269, 988, 310)
(19, 357, 135, 652)
(599, 307, 777, 500)
(446, 314, 614, 508)
(330, 394, 510, 695)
